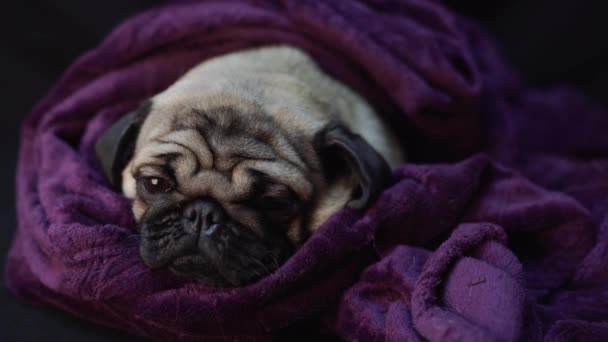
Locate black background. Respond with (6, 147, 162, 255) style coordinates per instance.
(1, 1, 607, 341)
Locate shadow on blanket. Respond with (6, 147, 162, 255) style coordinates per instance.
(6, 0, 608, 340)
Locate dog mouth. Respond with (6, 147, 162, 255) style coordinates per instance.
(167, 249, 284, 287)
(168, 254, 230, 286)
(139, 218, 293, 287)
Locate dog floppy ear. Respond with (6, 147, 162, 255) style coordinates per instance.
(95, 100, 152, 188)
(315, 121, 393, 209)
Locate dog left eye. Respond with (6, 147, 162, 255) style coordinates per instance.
(260, 197, 292, 211)
(141, 177, 173, 194)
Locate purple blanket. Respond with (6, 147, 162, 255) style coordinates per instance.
(7, 0, 608, 340)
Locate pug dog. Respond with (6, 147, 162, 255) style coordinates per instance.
(96, 46, 405, 287)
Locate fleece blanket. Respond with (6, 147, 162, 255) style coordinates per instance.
(7, 0, 608, 340)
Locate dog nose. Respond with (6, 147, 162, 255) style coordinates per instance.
(182, 199, 226, 235)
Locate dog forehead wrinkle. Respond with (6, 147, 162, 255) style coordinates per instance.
(204, 108, 311, 175)
(179, 169, 249, 200)
(136, 161, 175, 176)
(284, 131, 321, 172)
(267, 133, 309, 170)
(152, 141, 201, 178)
(134, 143, 188, 171)
(234, 106, 315, 173)
(155, 129, 213, 169)
(210, 132, 276, 161)
(155, 150, 201, 179)
(237, 159, 313, 200)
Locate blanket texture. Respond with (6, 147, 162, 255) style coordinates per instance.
(7, 0, 608, 340)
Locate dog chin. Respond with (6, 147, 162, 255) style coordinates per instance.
(168, 255, 233, 287)
(139, 212, 294, 287)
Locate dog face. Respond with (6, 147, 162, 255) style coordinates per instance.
(96, 97, 392, 286)
(95, 88, 393, 288)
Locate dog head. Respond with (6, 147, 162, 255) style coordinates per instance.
(96, 96, 392, 287)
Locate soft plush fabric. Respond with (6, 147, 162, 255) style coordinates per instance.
(7, 0, 608, 340)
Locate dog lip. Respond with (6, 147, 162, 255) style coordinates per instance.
(168, 254, 234, 286)
(171, 254, 203, 264)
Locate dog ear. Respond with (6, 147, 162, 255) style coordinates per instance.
(315, 121, 393, 209)
(95, 100, 152, 188)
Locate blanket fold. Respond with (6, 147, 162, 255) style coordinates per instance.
(6, 0, 608, 340)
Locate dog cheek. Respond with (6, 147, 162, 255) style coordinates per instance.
(121, 162, 136, 199)
(133, 200, 147, 223)
(286, 217, 303, 243)
(307, 178, 355, 231)
(222, 204, 264, 234)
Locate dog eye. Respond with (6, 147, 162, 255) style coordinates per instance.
(259, 196, 292, 211)
(141, 176, 173, 194)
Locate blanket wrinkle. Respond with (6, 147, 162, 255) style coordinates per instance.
(410, 224, 515, 341)
(7, 0, 608, 341)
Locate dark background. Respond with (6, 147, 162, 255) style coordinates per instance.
(1, 1, 606, 341)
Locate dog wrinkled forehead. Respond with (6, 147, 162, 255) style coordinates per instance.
(130, 103, 318, 201)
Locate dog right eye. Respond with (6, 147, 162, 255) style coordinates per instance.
(140, 176, 173, 194)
